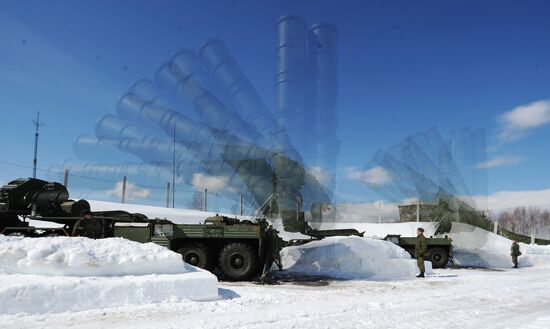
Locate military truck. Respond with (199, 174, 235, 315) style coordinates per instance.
(0, 178, 287, 280)
(112, 215, 284, 280)
(0, 178, 362, 281)
(384, 234, 453, 268)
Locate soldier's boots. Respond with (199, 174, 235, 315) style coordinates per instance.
(416, 272, 425, 278)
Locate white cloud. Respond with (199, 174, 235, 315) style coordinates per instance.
(107, 181, 150, 200)
(498, 100, 550, 142)
(309, 166, 332, 186)
(191, 173, 229, 192)
(471, 189, 550, 211)
(475, 155, 523, 169)
(346, 166, 392, 187)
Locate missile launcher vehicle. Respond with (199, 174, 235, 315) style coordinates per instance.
(0, 178, 362, 280)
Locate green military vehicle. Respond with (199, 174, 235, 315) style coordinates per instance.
(0, 178, 285, 280)
(112, 214, 283, 281)
(1, 178, 362, 281)
(384, 234, 453, 268)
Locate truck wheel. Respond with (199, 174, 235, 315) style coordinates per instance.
(429, 247, 449, 268)
(177, 242, 213, 270)
(218, 242, 259, 281)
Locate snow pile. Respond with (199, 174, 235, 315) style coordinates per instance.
(315, 221, 438, 239)
(26, 200, 242, 229)
(89, 200, 226, 224)
(0, 236, 188, 276)
(0, 236, 218, 315)
(450, 222, 550, 268)
(281, 236, 432, 280)
(0, 272, 217, 315)
(317, 221, 550, 269)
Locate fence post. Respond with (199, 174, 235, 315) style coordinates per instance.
(240, 194, 244, 216)
(121, 176, 127, 204)
(166, 182, 170, 208)
(204, 189, 208, 212)
(416, 201, 420, 222)
(63, 169, 69, 188)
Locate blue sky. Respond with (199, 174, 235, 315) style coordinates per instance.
(1, 0, 550, 208)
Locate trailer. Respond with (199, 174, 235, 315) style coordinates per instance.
(384, 234, 453, 268)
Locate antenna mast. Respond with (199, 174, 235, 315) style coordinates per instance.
(31, 112, 43, 179)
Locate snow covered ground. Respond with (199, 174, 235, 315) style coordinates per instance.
(5, 202, 550, 328)
(2, 266, 550, 329)
(91, 200, 229, 224)
(0, 236, 188, 276)
(316, 221, 550, 269)
(281, 236, 432, 280)
(0, 236, 218, 315)
(449, 222, 550, 268)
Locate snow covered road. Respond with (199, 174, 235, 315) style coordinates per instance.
(3, 266, 550, 329)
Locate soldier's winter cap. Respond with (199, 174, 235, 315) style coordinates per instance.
(417, 227, 424, 232)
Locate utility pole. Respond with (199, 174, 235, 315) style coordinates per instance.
(63, 169, 69, 187)
(204, 189, 208, 211)
(166, 182, 171, 208)
(378, 201, 383, 223)
(31, 112, 44, 179)
(172, 122, 176, 208)
(121, 176, 127, 204)
(240, 193, 244, 216)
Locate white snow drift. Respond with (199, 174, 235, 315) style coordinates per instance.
(318, 221, 550, 269)
(449, 222, 550, 268)
(0, 236, 189, 276)
(281, 236, 432, 280)
(0, 236, 218, 315)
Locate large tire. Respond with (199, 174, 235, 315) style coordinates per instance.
(177, 242, 213, 270)
(218, 242, 259, 281)
(429, 247, 449, 268)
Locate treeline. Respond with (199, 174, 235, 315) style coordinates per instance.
(496, 207, 550, 239)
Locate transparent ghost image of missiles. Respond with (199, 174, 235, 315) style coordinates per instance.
(361, 126, 488, 233)
(51, 15, 340, 228)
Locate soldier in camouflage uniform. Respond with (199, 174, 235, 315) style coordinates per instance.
(511, 241, 521, 268)
(415, 227, 428, 278)
(260, 225, 284, 282)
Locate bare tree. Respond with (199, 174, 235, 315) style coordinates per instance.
(497, 206, 550, 239)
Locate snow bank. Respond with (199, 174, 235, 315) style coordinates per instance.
(0, 236, 189, 276)
(0, 236, 219, 315)
(316, 221, 438, 239)
(0, 272, 217, 315)
(281, 236, 432, 280)
(450, 222, 550, 268)
(89, 200, 224, 224)
(316, 221, 550, 269)
(26, 200, 244, 228)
